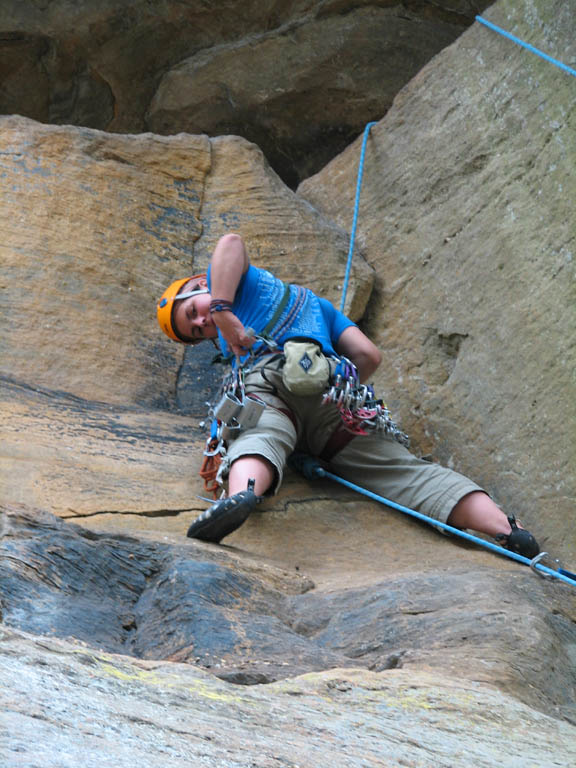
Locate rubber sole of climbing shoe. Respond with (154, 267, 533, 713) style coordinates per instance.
(187, 489, 258, 543)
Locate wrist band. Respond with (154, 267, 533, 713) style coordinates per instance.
(210, 299, 234, 314)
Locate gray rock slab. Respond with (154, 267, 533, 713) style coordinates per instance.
(2, 504, 575, 721)
(1, 627, 575, 768)
(147, 4, 483, 185)
(0, 503, 349, 684)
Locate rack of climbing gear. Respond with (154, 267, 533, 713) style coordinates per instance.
(323, 356, 410, 446)
(200, 333, 276, 497)
(199, 369, 239, 498)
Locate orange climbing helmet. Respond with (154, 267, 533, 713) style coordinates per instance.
(156, 274, 208, 342)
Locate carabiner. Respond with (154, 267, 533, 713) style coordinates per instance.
(203, 438, 225, 457)
(529, 552, 553, 579)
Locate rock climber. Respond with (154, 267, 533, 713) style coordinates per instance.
(156, 233, 539, 557)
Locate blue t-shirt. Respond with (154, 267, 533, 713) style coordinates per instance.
(207, 264, 355, 359)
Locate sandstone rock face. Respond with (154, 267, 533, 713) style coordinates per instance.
(0, 0, 490, 184)
(0, 117, 211, 410)
(0, 376, 206, 518)
(3, 504, 576, 718)
(299, 0, 576, 563)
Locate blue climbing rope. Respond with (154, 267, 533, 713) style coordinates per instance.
(342, 17, 575, 314)
(476, 16, 576, 78)
(340, 121, 378, 313)
(320, 469, 576, 588)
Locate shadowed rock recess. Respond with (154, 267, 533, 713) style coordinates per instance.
(1, 0, 576, 765)
(0, 0, 492, 186)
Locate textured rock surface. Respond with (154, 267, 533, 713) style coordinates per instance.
(0, 375, 205, 517)
(0, 0, 490, 185)
(2, 626, 576, 768)
(0, 116, 372, 411)
(146, 4, 473, 186)
(3, 504, 576, 716)
(1, 1, 576, 765)
(0, 371, 520, 586)
(0, 118, 211, 410)
(299, 0, 576, 563)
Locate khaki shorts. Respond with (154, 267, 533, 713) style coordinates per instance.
(218, 359, 483, 524)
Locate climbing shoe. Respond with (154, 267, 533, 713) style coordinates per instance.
(494, 515, 540, 559)
(187, 478, 260, 543)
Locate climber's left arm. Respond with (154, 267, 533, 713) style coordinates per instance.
(335, 326, 382, 383)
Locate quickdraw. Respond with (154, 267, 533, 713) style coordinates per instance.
(199, 419, 225, 498)
(199, 333, 275, 498)
(322, 357, 410, 446)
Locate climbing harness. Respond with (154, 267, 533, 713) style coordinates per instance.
(198, 249, 410, 494)
(288, 453, 576, 590)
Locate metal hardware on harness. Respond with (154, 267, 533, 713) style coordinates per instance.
(322, 357, 410, 447)
(203, 432, 226, 457)
(213, 391, 243, 423)
(212, 362, 268, 435)
(240, 394, 267, 430)
(198, 317, 283, 499)
(220, 421, 242, 441)
(246, 327, 279, 352)
(340, 405, 410, 447)
(200, 353, 269, 493)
